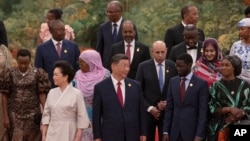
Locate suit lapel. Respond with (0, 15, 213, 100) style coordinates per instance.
(60, 40, 71, 59)
(107, 77, 124, 108)
(175, 77, 182, 104)
(196, 41, 203, 61)
(130, 41, 140, 65)
(183, 75, 195, 102)
(47, 40, 60, 59)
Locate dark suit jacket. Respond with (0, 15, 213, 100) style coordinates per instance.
(168, 41, 203, 63)
(93, 77, 147, 141)
(164, 23, 205, 58)
(135, 59, 177, 109)
(109, 41, 151, 79)
(163, 74, 209, 141)
(0, 21, 8, 47)
(34, 39, 80, 87)
(96, 19, 138, 68)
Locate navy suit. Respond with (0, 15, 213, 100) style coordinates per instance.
(93, 77, 147, 141)
(168, 41, 203, 63)
(163, 74, 209, 141)
(135, 59, 177, 141)
(96, 20, 138, 68)
(109, 41, 151, 79)
(164, 23, 205, 58)
(35, 39, 80, 87)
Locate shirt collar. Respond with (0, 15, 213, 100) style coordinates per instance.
(124, 39, 135, 47)
(111, 75, 125, 85)
(182, 21, 187, 27)
(182, 72, 193, 81)
(113, 17, 123, 27)
(153, 59, 165, 67)
(51, 38, 63, 45)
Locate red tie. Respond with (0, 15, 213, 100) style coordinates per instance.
(56, 42, 61, 57)
(126, 44, 131, 63)
(180, 77, 186, 102)
(117, 82, 123, 107)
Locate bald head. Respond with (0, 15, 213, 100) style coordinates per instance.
(151, 41, 167, 63)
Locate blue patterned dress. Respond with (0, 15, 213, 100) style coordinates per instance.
(230, 40, 250, 84)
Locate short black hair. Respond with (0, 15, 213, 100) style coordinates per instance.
(48, 20, 64, 32)
(177, 53, 193, 65)
(54, 60, 75, 83)
(183, 24, 198, 35)
(111, 54, 129, 65)
(16, 49, 31, 60)
(48, 8, 63, 19)
(245, 6, 250, 17)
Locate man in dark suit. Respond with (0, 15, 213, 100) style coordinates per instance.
(0, 20, 8, 47)
(96, 1, 138, 69)
(93, 54, 147, 141)
(135, 41, 177, 141)
(109, 20, 150, 79)
(169, 24, 203, 67)
(164, 5, 205, 58)
(163, 53, 209, 141)
(35, 20, 80, 87)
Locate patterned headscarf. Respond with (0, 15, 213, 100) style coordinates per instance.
(223, 55, 242, 76)
(198, 38, 222, 72)
(75, 50, 107, 97)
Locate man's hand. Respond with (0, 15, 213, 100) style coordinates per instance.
(94, 139, 102, 141)
(150, 107, 161, 120)
(193, 136, 202, 141)
(140, 136, 146, 141)
(163, 134, 169, 141)
(157, 100, 167, 111)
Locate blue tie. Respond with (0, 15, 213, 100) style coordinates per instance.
(113, 23, 117, 42)
(158, 64, 164, 91)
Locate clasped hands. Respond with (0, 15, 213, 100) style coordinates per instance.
(223, 107, 245, 123)
(150, 100, 167, 120)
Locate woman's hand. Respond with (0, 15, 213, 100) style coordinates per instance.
(3, 115, 10, 129)
(224, 107, 245, 123)
(229, 107, 245, 119)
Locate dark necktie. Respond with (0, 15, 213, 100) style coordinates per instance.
(113, 23, 118, 42)
(158, 64, 164, 92)
(180, 77, 186, 102)
(126, 43, 131, 63)
(117, 82, 123, 107)
(56, 42, 61, 57)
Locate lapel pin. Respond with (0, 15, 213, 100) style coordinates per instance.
(136, 48, 140, 52)
(128, 83, 131, 87)
(166, 69, 169, 73)
(64, 50, 67, 53)
(189, 83, 193, 87)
